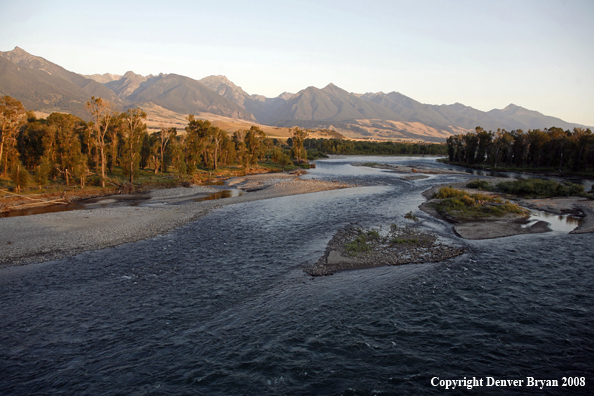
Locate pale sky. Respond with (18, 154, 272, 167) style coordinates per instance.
(1, 0, 593, 126)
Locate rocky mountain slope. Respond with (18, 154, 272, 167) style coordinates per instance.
(0, 46, 588, 141)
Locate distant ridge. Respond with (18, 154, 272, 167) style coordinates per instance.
(0, 46, 589, 141)
(83, 73, 123, 84)
(0, 46, 120, 105)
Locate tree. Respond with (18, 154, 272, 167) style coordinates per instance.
(122, 109, 147, 183)
(156, 127, 175, 173)
(0, 96, 27, 176)
(278, 153, 292, 172)
(45, 113, 86, 185)
(85, 97, 114, 187)
(291, 128, 308, 162)
(34, 156, 52, 189)
(169, 136, 186, 178)
(10, 163, 29, 193)
(244, 126, 266, 168)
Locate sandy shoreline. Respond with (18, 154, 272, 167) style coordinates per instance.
(0, 174, 352, 268)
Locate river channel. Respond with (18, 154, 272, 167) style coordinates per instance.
(1, 156, 592, 395)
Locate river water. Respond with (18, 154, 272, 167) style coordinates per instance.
(1, 157, 592, 395)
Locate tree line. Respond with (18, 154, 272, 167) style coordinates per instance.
(445, 126, 594, 173)
(304, 138, 448, 156)
(0, 95, 308, 191)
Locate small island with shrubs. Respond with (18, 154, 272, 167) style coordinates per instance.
(420, 177, 593, 239)
(305, 221, 466, 276)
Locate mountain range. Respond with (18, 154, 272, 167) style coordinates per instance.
(0, 47, 588, 142)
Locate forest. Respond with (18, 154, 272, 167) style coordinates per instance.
(1, 95, 452, 192)
(445, 126, 594, 174)
(304, 137, 448, 156)
(0, 95, 308, 191)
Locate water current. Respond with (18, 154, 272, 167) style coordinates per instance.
(1, 156, 593, 395)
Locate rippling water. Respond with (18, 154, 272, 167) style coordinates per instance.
(1, 157, 593, 395)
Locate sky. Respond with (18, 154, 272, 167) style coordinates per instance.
(1, 0, 593, 126)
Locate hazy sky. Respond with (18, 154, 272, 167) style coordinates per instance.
(1, 0, 593, 125)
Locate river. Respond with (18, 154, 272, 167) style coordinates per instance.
(1, 156, 592, 395)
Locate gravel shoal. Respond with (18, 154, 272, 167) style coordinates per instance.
(304, 224, 466, 276)
(0, 176, 352, 268)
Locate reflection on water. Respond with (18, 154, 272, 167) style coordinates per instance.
(449, 166, 594, 190)
(0, 189, 244, 217)
(193, 189, 244, 201)
(524, 209, 582, 232)
(0, 202, 84, 218)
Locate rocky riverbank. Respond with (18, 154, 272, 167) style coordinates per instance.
(0, 173, 353, 268)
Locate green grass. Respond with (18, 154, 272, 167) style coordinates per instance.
(466, 180, 491, 190)
(432, 187, 528, 220)
(344, 228, 381, 256)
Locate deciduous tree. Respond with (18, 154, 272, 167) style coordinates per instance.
(0, 96, 27, 176)
(122, 109, 147, 183)
(85, 96, 113, 187)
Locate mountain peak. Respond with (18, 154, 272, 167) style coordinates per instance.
(1, 46, 39, 64)
(123, 70, 137, 77)
(200, 75, 234, 86)
(277, 92, 294, 100)
(322, 83, 349, 96)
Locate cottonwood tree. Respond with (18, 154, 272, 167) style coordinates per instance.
(47, 113, 86, 186)
(0, 96, 27, 176)
(244, 126, 266, 168)
(154, 127, 175, 173)
(291, 127, 308, 163)
(122, 108, 147, 183)
(85, 96, 113, 187)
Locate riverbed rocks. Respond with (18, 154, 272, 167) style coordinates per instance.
(0, 174, 354, 267)
(305, 224, 466, 276)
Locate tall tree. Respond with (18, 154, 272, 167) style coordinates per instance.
(291, 128, 308, 162)
(48, 113, 86, 186)
(244, 126, 266, 168)
(85, 97, 113, 187)
(155, 127, 175, 173)
(0, 96, 27, 176)
(121, 109, 147, 183)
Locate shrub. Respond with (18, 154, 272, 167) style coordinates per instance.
(496, 178, 585, 197)
(10, 164, 29, 193)
(466, 180, 491, 190)
(345, 234, 372, 256)
(433, 186, 466, 199)
(432, 187, 528, 219)
(404, 211, 419, 221)
(365, 228, 380, 239)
